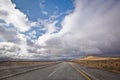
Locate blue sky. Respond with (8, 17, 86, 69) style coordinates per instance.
(11, 0, 74, 41)
(0, 0, 120, 60)
(12, 0, 74, 21)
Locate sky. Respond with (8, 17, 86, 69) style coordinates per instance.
(0, 0, 120, 60)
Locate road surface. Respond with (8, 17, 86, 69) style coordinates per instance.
(1, 62, 120, 80)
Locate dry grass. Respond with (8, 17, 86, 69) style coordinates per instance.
(73, 56, 120, 73)
(0, 61, 56, 68)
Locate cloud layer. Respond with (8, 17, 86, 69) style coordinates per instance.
(0, 0, 120, 60)
(37, 0, 120, 58)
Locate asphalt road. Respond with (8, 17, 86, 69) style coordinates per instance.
(1, 62, 120, 80)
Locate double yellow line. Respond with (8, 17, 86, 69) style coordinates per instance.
(69, 63, 92, 80)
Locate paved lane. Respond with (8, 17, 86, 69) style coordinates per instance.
(3, 62, 86, 80)
(2, 62, 120, 80)
(46, 62, 86, 80)
(71, 62, 120, 80)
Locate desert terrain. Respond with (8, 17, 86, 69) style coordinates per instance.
(73, 56, 120, 73)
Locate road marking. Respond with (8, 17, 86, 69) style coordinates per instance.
(48, 70, 57, 78)
(81, 70, 100, 80)
(69, 63, 92, 80)
(48, 63, 63, 78)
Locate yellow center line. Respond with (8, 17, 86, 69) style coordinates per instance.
(69, 63, 92, 80)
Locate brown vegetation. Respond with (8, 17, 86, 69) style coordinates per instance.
(74, 56, 120, 73)
(0, 61, 56, 69)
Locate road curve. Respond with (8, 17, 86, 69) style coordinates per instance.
(1, 62, 120, 80)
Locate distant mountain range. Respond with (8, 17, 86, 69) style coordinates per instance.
(0, 56, 72, 61)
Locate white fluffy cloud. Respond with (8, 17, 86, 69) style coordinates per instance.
(0, 0, 37, 58)
(36, 0, 120, 58)
(37, 20, 58, 46)
(0, 25, 29, 58)
(0, 0, 31, 32)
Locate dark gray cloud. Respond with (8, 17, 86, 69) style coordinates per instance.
(0, 10, 9, 16)
(0, 26, 21, 43)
